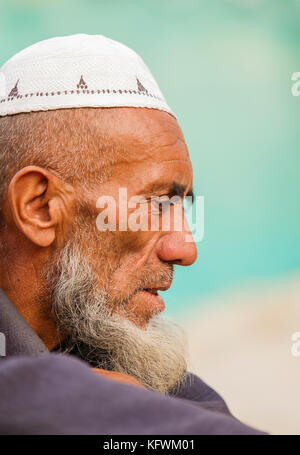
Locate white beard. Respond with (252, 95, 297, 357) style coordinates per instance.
(47, 241, 188, 394)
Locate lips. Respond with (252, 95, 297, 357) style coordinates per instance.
(123, 282, 172, 323)
(144, 288, 158, 295)
(139, 289, 165, 314)
(137, 284, 171, 316)
(142, 284, 171, 294)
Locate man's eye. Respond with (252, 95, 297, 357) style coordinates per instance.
(152, 198, 169, 207)
(151, 196, 171, 212)
(150, 195, 184, 215)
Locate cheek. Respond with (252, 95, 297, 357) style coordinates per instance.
(104, 233, 157, 299)
(79, 229, 121, 283)
(118, 229, 157, 252)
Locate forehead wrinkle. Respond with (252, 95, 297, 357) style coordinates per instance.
(111, 138, 189, 169)
(143, 137, 186, 158)
(84, 108, 185, 163)
(131, 158, 192, 198)
(77, 109, 189, 176)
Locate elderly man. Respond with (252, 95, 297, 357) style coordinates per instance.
(0, 34, 265, 435)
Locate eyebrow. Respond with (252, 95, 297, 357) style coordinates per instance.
(172, 181, 194, 203)
(142, 181, 194, 203)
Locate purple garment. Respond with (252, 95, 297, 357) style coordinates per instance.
(0, 354, 266, 435)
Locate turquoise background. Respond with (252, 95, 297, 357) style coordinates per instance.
(1, 0, 300, 316)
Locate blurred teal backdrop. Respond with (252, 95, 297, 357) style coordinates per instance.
(1, 0, 300, 317)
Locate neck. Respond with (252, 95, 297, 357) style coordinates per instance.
(0, 242, 60, 350)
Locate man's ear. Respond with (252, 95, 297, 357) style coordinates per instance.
(8, 166, 75, 247)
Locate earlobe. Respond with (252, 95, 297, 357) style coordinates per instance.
(8, 166, 61, 247)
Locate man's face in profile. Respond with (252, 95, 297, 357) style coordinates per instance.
(74, 109, 195, 323)
(44, 107, 197, 392)
(1, 106, 197, 393)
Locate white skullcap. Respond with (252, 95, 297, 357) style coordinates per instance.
(0, 34, 175, 118)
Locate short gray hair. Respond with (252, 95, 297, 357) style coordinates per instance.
(0, 108, 121, 226)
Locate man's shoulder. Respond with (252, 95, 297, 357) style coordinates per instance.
(0, 354, 266, 434)
(171, 372, 231, 416)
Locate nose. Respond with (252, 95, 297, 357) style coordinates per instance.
(155, 222, 197, 266)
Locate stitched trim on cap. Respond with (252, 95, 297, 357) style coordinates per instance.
(0, 87, 163, 104)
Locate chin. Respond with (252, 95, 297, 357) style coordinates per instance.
(119, 289, 166, 328)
